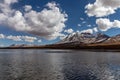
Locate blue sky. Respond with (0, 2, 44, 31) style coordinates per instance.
(0, 0, 120, 46)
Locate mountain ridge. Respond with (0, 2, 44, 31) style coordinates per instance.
(1, 32, 120, 49)
(58, 32, 110, 44)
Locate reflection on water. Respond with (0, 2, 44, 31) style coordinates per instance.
(0, 49, 120, 80)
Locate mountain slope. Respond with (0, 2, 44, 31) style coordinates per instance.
(58, 32, 109, 44)
(5, 32, 120, 50)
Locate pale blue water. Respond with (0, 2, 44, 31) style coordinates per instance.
(0, 49, 120, 80)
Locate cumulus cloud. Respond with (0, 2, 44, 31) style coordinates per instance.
(7, 35, 22, 41)
(85, 0, 120, 17)
(113, 20, 120, 27)
(64, 28, 74, 34)
(96, 18, 120, 31)
(80, 29, 93, 34)
(4, 0, 18, 5)
(21, 36, 37, 43)
(0, 1, 68, 40)
(93, 27, 98, 32)
(24, 5, 32, 12)
(0, 34, 5, 39)
(38, 39, 42, 43)
(96, 18, 113, 31)
(0, 33, 40, 43)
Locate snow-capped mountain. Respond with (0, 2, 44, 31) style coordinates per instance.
(6, 33, 120, 49)
(58, 32, 109, 44)
(95, 33, 110, 43)
(104, 34, 120, 43)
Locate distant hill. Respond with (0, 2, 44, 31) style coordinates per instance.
(1, 32, 120, 49)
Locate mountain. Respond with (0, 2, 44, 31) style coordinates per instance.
(3, 32, 120, 49)
(10, 44, 38, 47)
(95, 33, 110, 43)
(104, 34, 120, 44)
(58, 32, 109, 44)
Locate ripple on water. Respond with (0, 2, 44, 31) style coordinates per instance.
(0, 49, 119, 80)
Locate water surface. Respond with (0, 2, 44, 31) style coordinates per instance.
(0, 49, 120, 80)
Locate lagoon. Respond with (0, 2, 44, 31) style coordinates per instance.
(0, 49, 119, 80)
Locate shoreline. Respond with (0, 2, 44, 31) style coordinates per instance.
(1, 43, 120, 50)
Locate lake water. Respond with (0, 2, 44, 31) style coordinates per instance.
(0, 49, 120, 80)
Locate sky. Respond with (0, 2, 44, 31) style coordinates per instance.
(0, 0, 120, 46)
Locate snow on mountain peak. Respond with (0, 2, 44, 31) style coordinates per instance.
(58, 32, 109, 44)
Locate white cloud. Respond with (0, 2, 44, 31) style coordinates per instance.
(78, 24, 81, 27)
(4, 0, 18, 5)
(82, 21, 86, 24)
(87, 24, 92, 27)
(64, 28, 74, 34)
(59, 34, 67, 40)
(85, 0, 120, 17)
(93, 27, 98, 32)
(80, 29, 93, 34)
(0, 33, 39, 43)
(8, 11, 31, 31)
(24, 5, 32, 12)
(96, 18, 113, 31)
(21, 36, 37, 43)
(7, 35, 22, 41)
(38, 39, 42, 43)
(85, 0, 120, 33)
(0, 1, 68, 40)
(80, 18, 84, 20)
(113, 20, 120, 28)
(0, 34, 5, 39)
(96, 18, 120, 31)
